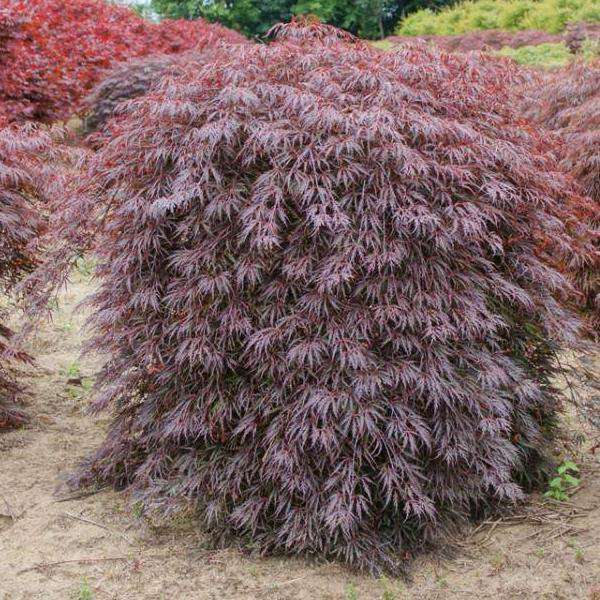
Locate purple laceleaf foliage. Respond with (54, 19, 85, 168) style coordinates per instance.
(0, 122, 57, 429)
(82, 50, 226, 144)
(83, 53, 195, 136)
(35, 21, 597, 572)
(520, 61, 600, 336)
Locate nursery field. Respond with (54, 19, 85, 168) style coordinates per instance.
(1, 275, 599, 599)
(1, 0, 599, 598)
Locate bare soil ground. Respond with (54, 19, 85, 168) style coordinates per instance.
(1, 274, 599, 600)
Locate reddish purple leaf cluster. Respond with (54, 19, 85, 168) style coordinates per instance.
(0, 0, 246, 124)
(51, 22, 596, 571)
(565, 22, 600, 54)
(386, 29, 564, 53)
(520, 61, 600, 334)
(0, 123, 58, 429)
(83, 52, 204, 136)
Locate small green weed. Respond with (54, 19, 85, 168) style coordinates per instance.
(74, 578, 93, 600)
(62, 361, 81, 379)
(65, 377, 93, 403)
(75, 256, 96, 278)
(544, 460, 580, 502)
(489, 551, 508, 574)
(132, 500, 145, 519)
(346, 583, 360, 600)
(379, 575, 406, 599)
(60, 362, 94, 404)
(59, 319, 74, 332)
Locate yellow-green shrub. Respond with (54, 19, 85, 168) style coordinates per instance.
(397, 0, 600, 36)
(497, 42, 572, 67)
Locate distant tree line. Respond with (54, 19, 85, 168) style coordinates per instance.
(150, 0, 458, 39)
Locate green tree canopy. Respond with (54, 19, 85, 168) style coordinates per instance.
(150, 0, 458, 39)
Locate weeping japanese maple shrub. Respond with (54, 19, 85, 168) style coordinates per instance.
(520, 61, 600, 334)
(82, 23, 248, 135)
(83, 52, 202, 135)
(67, 22, 593, 572)
(0, 120, 56, 429)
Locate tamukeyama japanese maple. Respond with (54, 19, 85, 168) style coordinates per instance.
(0, 120, 60, 429)
(49, 22, 596, 571)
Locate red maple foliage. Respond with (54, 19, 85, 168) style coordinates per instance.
(565, 22, 600, 54)
(0, 0, 245, 123)
(520, 61, 600, 334)
(386, 29, 563, 53)
(0, 120, 61, 429)
(25, 22, 596, 572)
(83, 52, 203, 136)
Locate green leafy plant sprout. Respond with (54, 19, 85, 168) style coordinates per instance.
(61, 362, 82, 379)
(74, 578, 93, 600)
(379, 575, 405, 600)
(132, 500, 145, 519)
(75, 256, 97, 279)
(544, 460, 580, 502)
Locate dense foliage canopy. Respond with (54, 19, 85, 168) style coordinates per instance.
(382, 28, 563, 52)
(83, 52, 200, 135)
(565, 21, 600, 54)
(151, 0, 459, 39)
(29, 21, 597, 572)
(0, 122, 58, 429)
(397, 0, 600, 36)
(0, 0, 245, 123)
(520, 61, 600, 333)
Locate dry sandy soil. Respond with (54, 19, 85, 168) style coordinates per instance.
(1, 273, 599, 600)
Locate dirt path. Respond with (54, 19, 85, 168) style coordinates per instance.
(1, 275, 599, 600)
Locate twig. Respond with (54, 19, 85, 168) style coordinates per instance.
(54, 489, 103, 503)
(17, 548, 216, 576)
(543, 527, 577, 543)
(473, 518, 502, 546)
(18, 556, 128, 575)
(0, 493, 16, 520)
(63, 511, 132, 544)
(272, 575, 308, 587)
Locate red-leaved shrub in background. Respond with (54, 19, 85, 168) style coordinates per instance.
(0, 119, 62, 429)
(0, 9, 26, 122)
(520, 61, 600, 130)
(83, 52, 203, 135)
(386, 29, 563, 53)
(565, 22, 600, 54)
(520, 61, 600, 334)
(146, 16, 245, 52)
(25, 22, 597, 571)
(0, 0, 245, 123)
